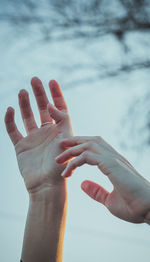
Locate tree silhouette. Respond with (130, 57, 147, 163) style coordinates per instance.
(1, 0, 150, 148)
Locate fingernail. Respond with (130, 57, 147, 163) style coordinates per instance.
(82, 183, 88, 191)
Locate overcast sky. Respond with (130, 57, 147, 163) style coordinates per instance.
(0, 13, 150, 262)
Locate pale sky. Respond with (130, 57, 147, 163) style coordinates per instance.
(0, 18, 150, 262)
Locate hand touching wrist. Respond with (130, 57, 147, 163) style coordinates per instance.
(29, 178, 67, 202)
(5, 77, 71, 262)
(56, 135, 150, 224)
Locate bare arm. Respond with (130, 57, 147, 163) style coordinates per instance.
(5, 77, 72, 262)
(22, 182, 67, 262)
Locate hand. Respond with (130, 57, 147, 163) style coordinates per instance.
(56, 136, 150, 224)
(5, 77, 72, 193)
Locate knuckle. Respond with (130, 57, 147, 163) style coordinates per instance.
(86, 141, 97, 151)
(93, 136, 103, 145)
(95, 136, 102, 142)
(87, 141, 93, 148)
(82, 151, 89, 159)
(69, 150, 74, 157)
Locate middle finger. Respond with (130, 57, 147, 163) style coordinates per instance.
(31, 77, 53, 125)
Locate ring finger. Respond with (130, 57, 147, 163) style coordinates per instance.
(18, 90, 38, 134)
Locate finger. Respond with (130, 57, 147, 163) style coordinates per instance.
(61, 151, 100, 178)
(47, 103, 66, 124)
(18, 89, 38, 134)
(31, 77, 53, 124)
(60, 136, 95, 147)
(5, 107, 23, 145)
(81, 180, 109, 205)
(49, 80, 68, 112)
(56, 142, 96, 163)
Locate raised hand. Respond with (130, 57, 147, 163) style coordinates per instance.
(56, 136, 150, 224)
(5, 77, 72, 193)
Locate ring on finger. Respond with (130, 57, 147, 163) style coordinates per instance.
(41, 121, 51, 127)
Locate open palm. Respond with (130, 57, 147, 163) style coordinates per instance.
(5, 77, 72, 193)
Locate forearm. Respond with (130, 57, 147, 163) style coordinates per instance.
(21, 180, 67, 262)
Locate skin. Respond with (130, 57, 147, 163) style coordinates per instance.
(56, 136, 150, 224)
(4, 77, 150, 260)
(5, 77, 72, 262)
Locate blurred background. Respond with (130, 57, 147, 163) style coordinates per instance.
(0, 0, 150, 261)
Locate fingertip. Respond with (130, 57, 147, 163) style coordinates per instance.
(61, 172, 65, 178)
(55, 155, 64, 164)
(31, 76, 41, 86)
(59, 139, 67, 145)
(58, 141, 68, 150)
(60, 167, 69, 178)
(61, 172, 70, 179)
(18, 89, 28, 97)
(5, 107, 16, 134)
(55, 156, 60, 163)
(7, 106, 14, 113)
(49, 80, 61, 97)
(47, 102, 63, 123)
(81, 180, 89, 192)
(49, 79, 58, 89)
(5, 107, 14, 122)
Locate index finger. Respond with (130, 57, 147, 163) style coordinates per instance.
(31, 77, 53, 125)
(49, 80, 68, 112)
(60, 136, 94, 147)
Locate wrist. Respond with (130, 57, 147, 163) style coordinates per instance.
(29, 179, 67, 203)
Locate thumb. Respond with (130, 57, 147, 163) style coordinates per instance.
(47, 103, 64, 124)
(81, 180, 109, 205)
